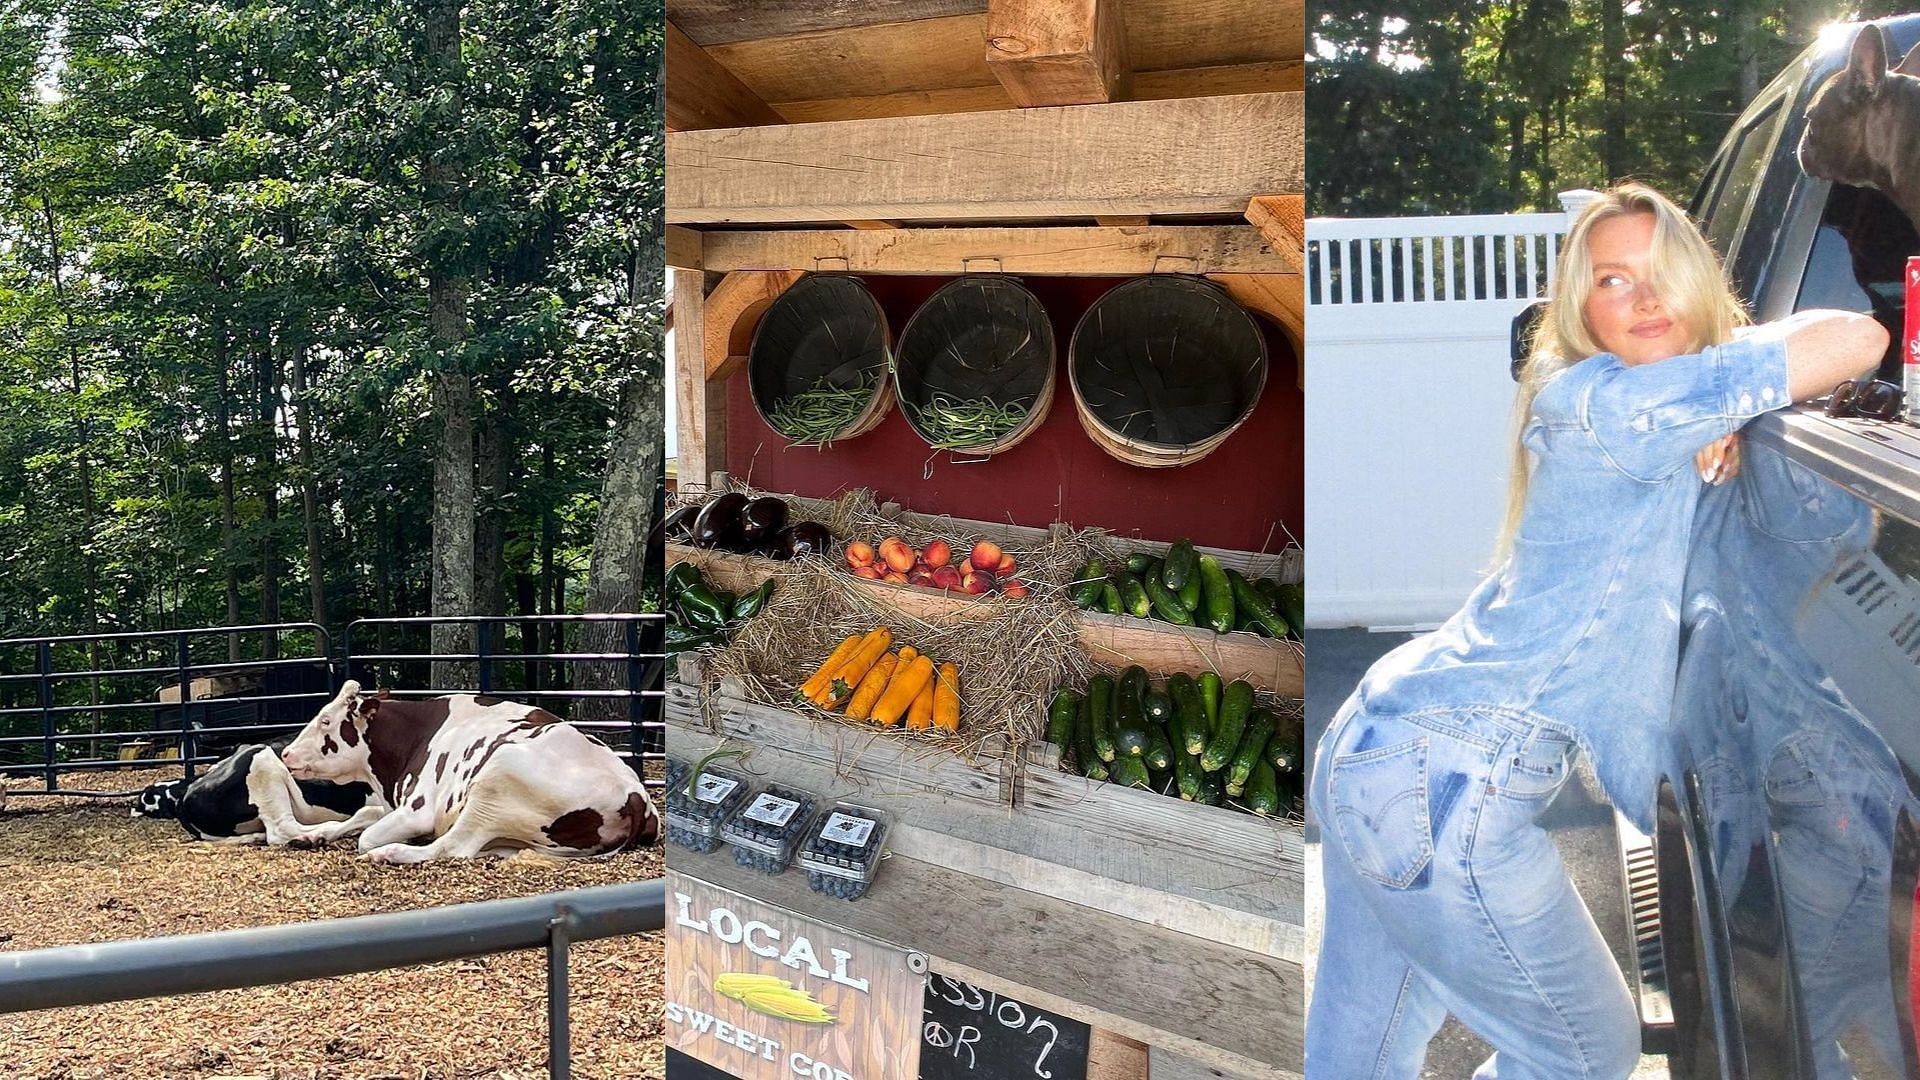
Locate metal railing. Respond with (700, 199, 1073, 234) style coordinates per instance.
(0, 879, 666, 1080)
(344, 614, 666, 785)
(0, 624, 334, 794)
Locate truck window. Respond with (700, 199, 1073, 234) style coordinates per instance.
(1704, 98, 1786, 259)
(1793, 182, 1913, 375)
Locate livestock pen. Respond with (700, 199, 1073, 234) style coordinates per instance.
(0, 616, 668, 1079)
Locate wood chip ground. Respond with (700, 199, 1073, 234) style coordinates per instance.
(0, 769, 664, 1080)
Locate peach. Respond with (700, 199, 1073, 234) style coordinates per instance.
(970, 541, 1003, 572)
(1002, 579, 1030, 599)
(957, 558, 975, 577)
(845, 541, 876, 568)
(908, 568, 935, 588)
(994, 553, 1017, 576)
(922, 540, 952, 569)
(880, 537, 916, 574)
(851, 565, 883, 579)
(883, 569, 909, 584)
(961, 569, 996, 595)
(931, 565, 963, 591)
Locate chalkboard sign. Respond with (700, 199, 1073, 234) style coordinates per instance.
(667, 1048, 740, 1080)
(919, 974, 1091, 1080)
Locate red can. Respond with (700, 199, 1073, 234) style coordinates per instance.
(1906, 256, 1920, 421)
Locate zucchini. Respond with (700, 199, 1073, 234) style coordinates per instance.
(1147, 763, 1175, 796)
(1198, 767, 1226, 806)
(1226, 709, 1275, 796)
(1142, 687, 1175, 725)
(1144, 571, 1194, 625)
(1229, 569, 1290, 639)
(1268, 718, 1303, 778)
(1109, 753, 1152, 789)
(1087, 674, 1117, 762)
(1143, 724, 1175, 771)
(1168, 673, 1208, 757)
(1118, 575, 1152, 619)
(1245, 757, 1281, 816)
(1071, 693, 1097, 777)
(1125, 552, 1156, 576)
(1114, 666, 1150, 758)
(1047, 690, 1079, 757)
(1162, 538, 1198, 591)
(1100, 581, 1125, 616)
(1069, 560, 1106, 609)
(1203, 679, 1256, 772)
(1197, 555, 1235, 634)
(1199, 672, 1223, 733)
(1175, 749, 1205, 801)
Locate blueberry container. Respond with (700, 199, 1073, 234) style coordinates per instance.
(797, 802, 890, 900)
(720, 782, 819, 873)
(663, 759, 751, 853)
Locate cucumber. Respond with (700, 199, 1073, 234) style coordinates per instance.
(1254, 575, 1285, 608)
(1143, 687, 1175, 725)
(1109, 753, 1152, 789)
(1125, 552, 1156, 576)
(1177, 572, 1201, 615)
(1226, 709, 1275, 796)
(1197, 554, 1235, 634)
(1268, 717, 1303, 778)
(1118, 575, 1152, 619)
(1276, 583, 1304, 638)
(1162, 538, 1198, 591)
(1175, 749, 1206, 800)
(1114, 666, 1150, 758)
(1229, 569, 1290, 639)
(1203, 679, 1256, 772)
(1071, 694, 1097, 777)
(1199, 672, 1223, 733)
(1144, 724, 1175, 771)
(1100, 581, 1124, 616)
(1087, 674, 1117, 762)
(1069, 560, 1106, 609)
(1168, 674, 1208, 756)
(1245, 757, 1281, 816)
(1144, 571, 1194, 625)
(1047, 690, 1080, 757)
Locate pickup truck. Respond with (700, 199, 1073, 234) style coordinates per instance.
(1529, 14, 1920, 1079)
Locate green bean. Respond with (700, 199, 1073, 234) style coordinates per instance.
(908, 393, 1030, 450)
(767, 375, 879, 445)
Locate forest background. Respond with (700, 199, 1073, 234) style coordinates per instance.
(1310, 0, 1915, 215)
(0, 0, 664, 681)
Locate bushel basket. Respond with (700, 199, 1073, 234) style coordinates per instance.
(892, 276, 1055, 456)
(748, 274, 894, 447)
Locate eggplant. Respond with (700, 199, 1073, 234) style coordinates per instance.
(784, 520, 833, 559)
(740, 497, 789, 545)
(751, 532, 792, 561)
(690, 492, 748, 549)
(661, 504, 699, 542)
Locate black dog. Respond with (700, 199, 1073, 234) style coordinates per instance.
(1799, 23, 1920, 231)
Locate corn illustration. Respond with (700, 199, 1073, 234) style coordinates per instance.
(714, 972, 837, 1024)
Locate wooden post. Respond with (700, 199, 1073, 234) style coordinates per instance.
(701, 270, 805, 384)
(672, 268, 725, 495)
(986, 0, 1129, 107)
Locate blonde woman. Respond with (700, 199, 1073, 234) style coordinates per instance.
(1305, 183, 1887, 1079)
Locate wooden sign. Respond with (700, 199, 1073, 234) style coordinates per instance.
(667, 869, 926, 1080)
(918, 974, 1091, 1080)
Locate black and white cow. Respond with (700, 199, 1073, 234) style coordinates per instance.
(278, 681, 659, 863)
(133, 744, 375, 844)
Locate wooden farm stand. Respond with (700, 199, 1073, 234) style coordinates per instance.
(665, 4, 1304, 1077)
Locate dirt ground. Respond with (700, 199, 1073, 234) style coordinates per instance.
(0, 768, 665, 1080)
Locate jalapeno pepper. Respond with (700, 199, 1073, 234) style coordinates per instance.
(732, 579, 777, 620)
(676, 580, 732, 632)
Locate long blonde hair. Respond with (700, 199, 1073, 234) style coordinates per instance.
(1494, 183, 1750, 562)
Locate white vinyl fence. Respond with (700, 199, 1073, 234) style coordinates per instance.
(1306, 191, 1596, 629)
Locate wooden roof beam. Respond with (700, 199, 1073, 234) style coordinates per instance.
(699, 225, 1292, 276)
(668, 92, 1302, 225)
(665, 20, 785, 132)
(985, 0, 1129, 107)
(1244, 194, 1304, 273)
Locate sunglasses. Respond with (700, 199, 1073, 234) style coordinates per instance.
(1825, 379, 1905, 421)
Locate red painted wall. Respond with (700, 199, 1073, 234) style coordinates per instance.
(724, 275, 1302, 553)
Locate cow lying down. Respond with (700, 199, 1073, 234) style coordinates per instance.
(278, 681, 659, 864)
(134, 744, 375, 845)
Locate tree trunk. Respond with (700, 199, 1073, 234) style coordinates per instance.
(474, 382, 508, 618)
(290, 341, 327, 628)
(1600, 0, 1625, 183)
(257, 327, 282, 658)
(215, 310, 241, 662)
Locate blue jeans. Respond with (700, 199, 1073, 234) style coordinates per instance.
(1307, 699, 1640, 1079)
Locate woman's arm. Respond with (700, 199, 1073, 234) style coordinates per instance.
(1755, 309, 1888, 402)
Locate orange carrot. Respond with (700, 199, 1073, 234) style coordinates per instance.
(933, 662, 961, 731)
(871, 655, 935, 727)
(845, 653, 899, 721)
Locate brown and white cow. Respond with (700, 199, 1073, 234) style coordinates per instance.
(279, 681, 658, 864)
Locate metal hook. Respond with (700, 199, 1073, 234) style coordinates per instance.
(960, 256, 1005, 275)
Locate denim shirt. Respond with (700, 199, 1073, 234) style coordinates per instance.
(1354, 331, 1794, 831)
